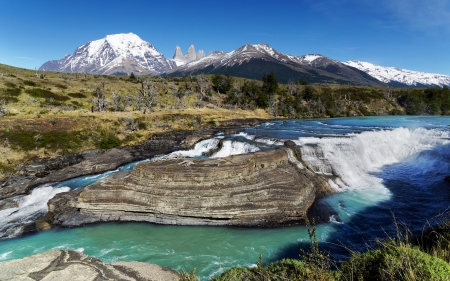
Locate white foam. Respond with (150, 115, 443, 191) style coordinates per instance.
(0, 185, 70, 238)
(167, 138, 220, 158)
(211, 141, 260, 158)
(0, 251, 12, 261)
(296, 127, 450, 202)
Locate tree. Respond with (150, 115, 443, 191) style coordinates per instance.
(196, 74, 211, 97)
(211, 74, 232, 94)
(262, 73, 278, 95)
(262, 73, 278, 114)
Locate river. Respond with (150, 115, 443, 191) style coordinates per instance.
(0, 116, 449, 280)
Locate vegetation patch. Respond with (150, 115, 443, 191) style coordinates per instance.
(0, 129, 85, 153)
(25, 87, 70, 101)
(97, 134, 121, 150)
(68, 92, 87, 99)
(340, 246, 450, 281)
(22, 80, 37, 87)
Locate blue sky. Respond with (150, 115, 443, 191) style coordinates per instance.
(1, 0, 449, 75)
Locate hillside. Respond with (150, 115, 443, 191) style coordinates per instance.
(1, 63, 449, 177)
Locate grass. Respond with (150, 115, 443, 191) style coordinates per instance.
(212, 216, 450, 281)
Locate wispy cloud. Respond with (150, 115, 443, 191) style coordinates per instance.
(14, 56, 34, 60)
(383, 0, 450, 30)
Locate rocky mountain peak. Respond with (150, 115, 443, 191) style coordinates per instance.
(187, 44, 196, 62)
(173, 46, 183, 59)
(39, 33, 175, 75)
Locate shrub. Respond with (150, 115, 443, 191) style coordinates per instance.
(339, 246, 450, 281)
(25, 88, 70, 101)
(54, 83, 68, 89)
(0, 129, 84, 152)
(68, 92, 87, 99)
(22, 80, 37, 86)
(97, 135, 121, 150)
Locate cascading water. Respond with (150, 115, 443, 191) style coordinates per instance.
(0, 185, 70, 238)
(0, 116, 449, 281)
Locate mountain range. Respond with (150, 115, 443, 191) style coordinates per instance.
(39, 33, 450, 87)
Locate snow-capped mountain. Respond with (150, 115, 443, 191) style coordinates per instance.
(166, 43, 382, 85)
(344, 61, 450, 87)
(39, 33, 176, 75)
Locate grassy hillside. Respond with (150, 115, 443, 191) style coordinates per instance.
(1, 64, 449, 178)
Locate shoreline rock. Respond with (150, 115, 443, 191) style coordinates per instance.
(0, 250, 179, 281)
(48, 148, 335, 228)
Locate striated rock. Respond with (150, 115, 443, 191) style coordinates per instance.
(48, 149, 334, 227)
(29, 148, 134, 189)
(0, 250, 179, 281)
(284, 140, 296, 147)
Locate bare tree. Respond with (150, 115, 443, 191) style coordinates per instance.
(94, 80, 107, 111)
(384, 86, 392, 100)
(0, 99, 7, 117)
(196, 74, 210, 97)
(112, 90, 126, 111)
(136, 79, 157, 113)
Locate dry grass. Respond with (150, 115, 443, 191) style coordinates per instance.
(0, 65, 271, 177)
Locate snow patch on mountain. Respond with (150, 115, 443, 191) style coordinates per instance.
(40, 33, 175, 75)
(344, 60, 450, 87)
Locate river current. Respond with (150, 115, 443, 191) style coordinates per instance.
(0, 116, 449, 280)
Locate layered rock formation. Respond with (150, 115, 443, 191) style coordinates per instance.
(0, 250, 179, 281)
(48, 148, 334, 227)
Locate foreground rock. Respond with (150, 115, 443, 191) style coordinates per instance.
(0, 250, 178, 281)
(48, 148, 334, 227)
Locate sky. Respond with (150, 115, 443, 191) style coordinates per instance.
(1, 0, 449, 75)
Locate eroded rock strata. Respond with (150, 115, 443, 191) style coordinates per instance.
(48, 148, 334, 227)
(0, 250, 179, 281)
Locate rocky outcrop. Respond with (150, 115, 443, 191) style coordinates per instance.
(29, 148, 134, 189)
(173, 46, 183, 60)
(197, 50, 205, 60)
(48, 148, 334, 227)
(187, 45, 196, 62)
(0, 250, 179, 281)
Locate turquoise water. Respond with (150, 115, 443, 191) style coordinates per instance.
(1, 116, 450, 280)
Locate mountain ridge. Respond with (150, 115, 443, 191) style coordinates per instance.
(38, 33, 450, 87)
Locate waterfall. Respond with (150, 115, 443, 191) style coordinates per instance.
(0, 185, 70, 238)
(295, 127, 450, 197)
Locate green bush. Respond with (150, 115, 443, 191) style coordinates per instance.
(22, 80, 37, 86)
(68, 92, 87, 99)
(0, 129, 84, 152)
(54, 83, 68, 89)
(339, 246, 450, 281)
(97, 135, 121, 150)
(25, 87, 70, 101)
